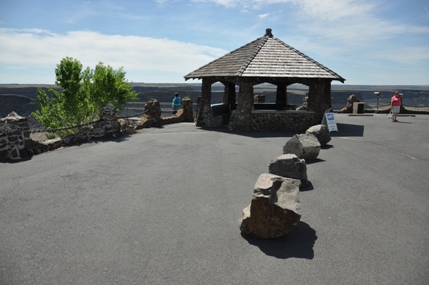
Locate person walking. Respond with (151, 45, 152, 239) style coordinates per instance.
(172, 92, 182, 115)
(390, 91, 402, 122)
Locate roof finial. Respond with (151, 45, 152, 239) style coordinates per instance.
(265, 28, 273, 38)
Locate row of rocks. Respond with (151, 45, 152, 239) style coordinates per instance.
(283, 124, 331, 161)
(239, 124, 331, 238)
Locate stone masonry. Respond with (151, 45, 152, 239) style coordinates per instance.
(0, 112, 33, 161)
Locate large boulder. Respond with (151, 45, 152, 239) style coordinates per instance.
(339, 94, 359, 113)
(239, 173, 301, 238)
(283, 133, 321, 161)
(268, 154, 308, 186)
(306, 124, 331, 146)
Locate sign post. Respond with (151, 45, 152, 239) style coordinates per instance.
(374, 92, 381, 111)
(321, 112, 338, 132)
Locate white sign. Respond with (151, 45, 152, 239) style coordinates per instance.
(322, 113, 338, 132)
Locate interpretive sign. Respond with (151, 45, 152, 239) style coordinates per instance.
(322, 113, 338, 132)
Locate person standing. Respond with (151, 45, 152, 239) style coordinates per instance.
(390, 91, 401, 122)
(172, 92, 182, 115)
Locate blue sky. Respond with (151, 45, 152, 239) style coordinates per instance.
(1, 0, 428, 85)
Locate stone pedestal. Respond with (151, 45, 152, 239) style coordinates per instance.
(353, 102, 365, 114)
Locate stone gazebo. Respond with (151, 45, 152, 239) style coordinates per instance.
(184, 28, 345, 131)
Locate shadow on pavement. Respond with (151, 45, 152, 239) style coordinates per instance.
(241, 221, 317, 259)
(333, 123, 364, 137)
(197, 127, 298, 139)
(305, 158, 325, 165)
(322, 144, 334, 149)
(300, 181, 314, 192)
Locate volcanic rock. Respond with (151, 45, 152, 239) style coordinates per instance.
(239, 173, 301, 238)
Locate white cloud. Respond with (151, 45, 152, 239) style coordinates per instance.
(195, 0, 376, 15)
(258, 13, 269, 19)
(295, 0, 377, 21)
(0, 28, 228, 77)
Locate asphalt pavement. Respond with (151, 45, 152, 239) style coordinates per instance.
(1, 113, 428, 285)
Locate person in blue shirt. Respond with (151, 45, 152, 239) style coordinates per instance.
(172, 92, 182, 115)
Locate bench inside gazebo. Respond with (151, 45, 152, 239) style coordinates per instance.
(184, 28, 345, 131)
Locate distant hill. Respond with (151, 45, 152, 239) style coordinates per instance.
(1, 83, 428, 117)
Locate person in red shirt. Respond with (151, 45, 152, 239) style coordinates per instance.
(390, 91, 402, 122)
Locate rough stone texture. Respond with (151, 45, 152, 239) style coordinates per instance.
(250, 112, 315, 131)
(1, 105, 122, 161)
(339, 94, 359, 113)
(305, 79, 332, 123)
(136, 97, 194, 129)
(239, 173, 301, 238)
(98, 104, 119, 135)
(230, 81, 253, 131)
(203, 111, 224, 128)
(283, 133, 321, 161)
(306, 124, 331, 146)
(136, 99, 162, 129)
(0, 111, 33, 161)
(172, 97, 194, 123)
(268, 154, 308, 186)
(61, 104, 120, 145)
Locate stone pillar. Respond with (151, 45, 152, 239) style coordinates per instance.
(276, 83, 287, 109)
(0, 111, 33, 160)
(231, 80, 254, 131)
(307, 79, 331, 124)
(102, 104, 119, 133)
(324, 82, 332, 108)
(195, 78, 214, 127)
(175, 97, 194, 122)
(135, 99, 162, 129)
(223, 82, 236, 106)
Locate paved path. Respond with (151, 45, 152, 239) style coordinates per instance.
(1, 114, 428, 285)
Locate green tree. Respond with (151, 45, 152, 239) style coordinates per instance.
(32, 57, 137, 136)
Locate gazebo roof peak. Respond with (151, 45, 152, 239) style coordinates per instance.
(184, 28, 345, 83)
(265, 28, 273, 38)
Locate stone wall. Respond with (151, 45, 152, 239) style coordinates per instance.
(61, 104, 120, 145)
(250, 111, 315, 131)
(135, 97, 194, 129)
(0, 112, 33, 161)
(0, 104, 121, 161)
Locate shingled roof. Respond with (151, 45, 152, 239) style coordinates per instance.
(184, 29, 345, 83)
